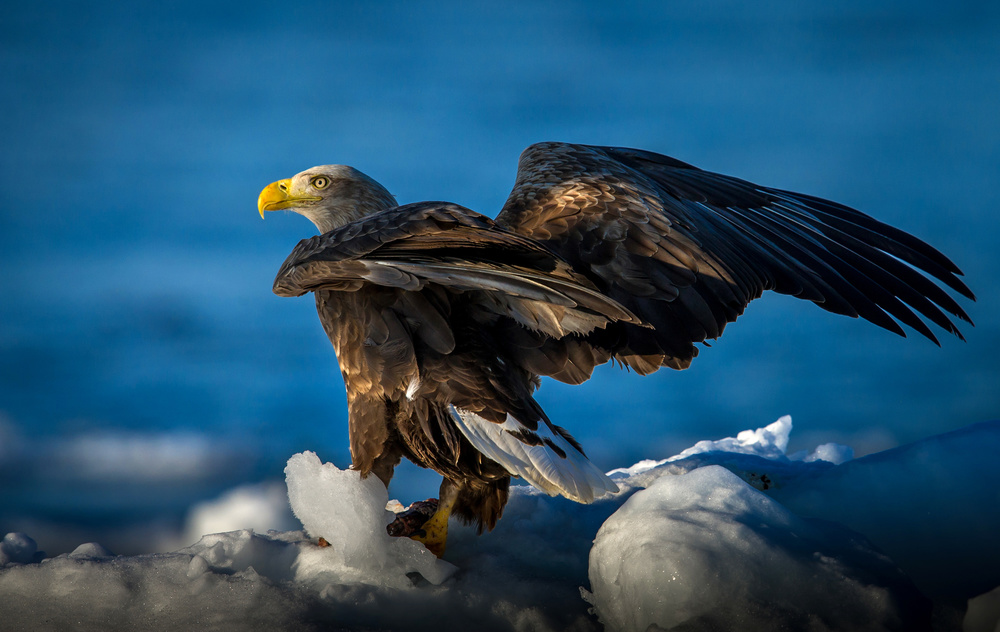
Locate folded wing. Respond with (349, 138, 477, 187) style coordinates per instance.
(273, 201, 643, 342)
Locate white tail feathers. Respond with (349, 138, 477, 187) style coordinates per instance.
(448, 406, 619, 503)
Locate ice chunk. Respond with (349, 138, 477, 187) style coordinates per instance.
(608, 415, 834, 480)
(965, 585, 1000, 632)
(284, 451, 456, 587)
(675, 414, 793, 460)
(588, 466, 929, 632)
(608, 416, 843, 494)
(0, 533, 41, 566)
(790, 441, 855, 464)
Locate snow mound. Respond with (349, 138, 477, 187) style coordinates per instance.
(284, 451, 456, 587)
(587, 465, 928, 632)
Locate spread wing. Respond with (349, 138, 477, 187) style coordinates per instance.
(495, 142, 975, 374)
(273, 201, 643, 341)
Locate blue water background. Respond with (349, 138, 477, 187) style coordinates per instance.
(2, 1, 998, 551)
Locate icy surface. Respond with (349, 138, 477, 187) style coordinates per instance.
(0, 418, 997, 631)
(588, 465, 928, 631)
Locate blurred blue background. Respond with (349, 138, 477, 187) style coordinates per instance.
(2, 0, 998, 554)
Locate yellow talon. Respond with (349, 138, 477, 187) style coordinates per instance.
(409, 509, 450, 557)
(408, 481, 459, 558)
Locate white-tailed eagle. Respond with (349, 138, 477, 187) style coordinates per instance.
(258, 142, 973, 555)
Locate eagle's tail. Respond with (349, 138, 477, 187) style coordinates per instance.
(447, 405, 619, 503)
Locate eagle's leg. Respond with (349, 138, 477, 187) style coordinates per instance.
(409, 478, 459, 558)
(370, 441, 403, 489)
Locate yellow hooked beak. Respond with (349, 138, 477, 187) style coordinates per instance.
(257, 178, 321, 219)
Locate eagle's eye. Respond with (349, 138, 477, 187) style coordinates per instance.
(311, 176, 330, 190)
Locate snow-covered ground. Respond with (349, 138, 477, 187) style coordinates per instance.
(1, 417, 998, 632)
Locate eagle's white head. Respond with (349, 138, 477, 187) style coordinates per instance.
(258, 165, 397, 233)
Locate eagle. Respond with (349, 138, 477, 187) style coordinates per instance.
(258, 142, 973, 556)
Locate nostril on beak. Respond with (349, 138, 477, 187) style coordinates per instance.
(279, 183, 288, 192)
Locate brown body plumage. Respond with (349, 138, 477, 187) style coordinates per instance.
(259, 143, 974, 548)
